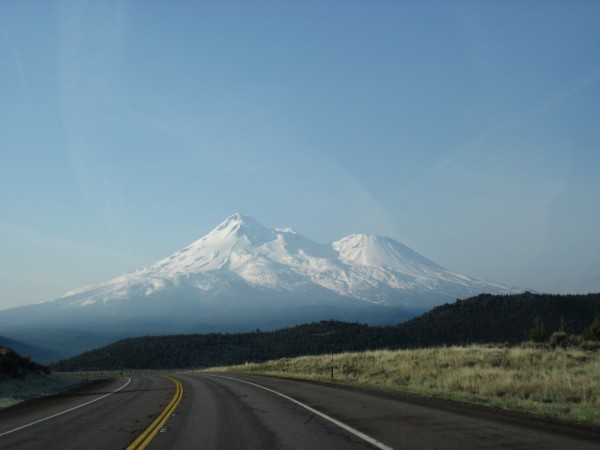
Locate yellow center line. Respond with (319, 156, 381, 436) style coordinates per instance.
(126, 376, 183, 450)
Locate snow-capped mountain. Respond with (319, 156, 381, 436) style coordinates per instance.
(0, 213, 521, 359)
(59, 213, 516, 308)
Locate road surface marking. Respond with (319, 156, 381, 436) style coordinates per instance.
(126, 376, 183, 450)
(207, 374, 393, 450)
(0, 377, 132, 437)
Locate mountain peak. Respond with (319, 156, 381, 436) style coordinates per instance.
(54, 213, 520, 315)
(215, 212, 254, 229)
(333, 233, 443, 272)
(210, 213, 273, 245)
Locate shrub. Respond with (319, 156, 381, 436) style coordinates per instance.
(549, 331, 568, 348)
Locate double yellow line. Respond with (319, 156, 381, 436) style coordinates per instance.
(127, 376, 183, 450)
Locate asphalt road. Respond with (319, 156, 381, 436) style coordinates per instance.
(1, 373, 599, 449)
(0, 376, 173, 450)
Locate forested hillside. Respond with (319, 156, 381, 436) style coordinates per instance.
(393, 292, 600, 346)
(1, 346, 49, 378)
(51, 292, 600, 371)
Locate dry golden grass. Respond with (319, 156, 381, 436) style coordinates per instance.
(207, 345, 600, 425)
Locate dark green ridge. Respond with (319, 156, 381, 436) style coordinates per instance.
(50, 292, 600, 371)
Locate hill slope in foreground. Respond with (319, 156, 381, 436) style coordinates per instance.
(0, 347, 82, 409)
(51, 292, 600, 371)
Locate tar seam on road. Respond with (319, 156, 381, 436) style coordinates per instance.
(126, 376, 183, 450)
(206, 374, 394, 450)
(0, 377, 132, 437)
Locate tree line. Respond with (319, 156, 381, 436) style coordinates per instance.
(50, 292, 600, 371)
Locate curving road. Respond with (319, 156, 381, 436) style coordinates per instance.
(1, 373, 599, 449)
(0, 376, 174, 450)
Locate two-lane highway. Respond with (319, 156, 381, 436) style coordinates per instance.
(1, 373, 599, 449)
(147, 374, 386, 449)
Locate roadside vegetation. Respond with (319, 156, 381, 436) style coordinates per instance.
(0, 346, 85, 409)
(208, 344, 600, 426)
(208, 314, 600, 425)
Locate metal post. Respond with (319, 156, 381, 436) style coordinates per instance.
(330, 345, 334, 381)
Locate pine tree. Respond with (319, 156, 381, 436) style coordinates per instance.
(527, 315, 546, 343)
(584, 314, 600, 341)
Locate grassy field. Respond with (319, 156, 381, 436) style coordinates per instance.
(208, 345, 600, 426)
(0, 374, 87, 409)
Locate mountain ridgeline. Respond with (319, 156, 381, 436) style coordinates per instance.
(0, 213, 520, 360)
(51, 292, 600, 371)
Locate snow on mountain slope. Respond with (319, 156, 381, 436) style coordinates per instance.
(58, 213, 520, 309)
(333, 234, 443, 273)
(0, 213, 524, 358)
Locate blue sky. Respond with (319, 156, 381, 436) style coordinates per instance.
(1, 1, 599, 310)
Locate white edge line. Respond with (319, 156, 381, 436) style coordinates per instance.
(206, 374, 393, 450)
(0, 377, 132, 437)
